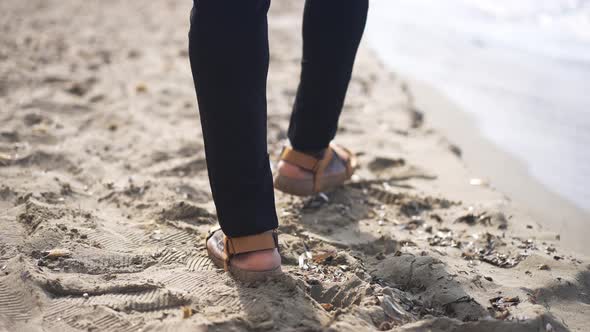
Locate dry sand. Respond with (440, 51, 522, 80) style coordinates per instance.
(0, 1, 588, 331)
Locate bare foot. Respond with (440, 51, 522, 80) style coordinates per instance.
(276, 160, 313, 180)
(207, 231, 281, 272)
(231, 248, 280, 271)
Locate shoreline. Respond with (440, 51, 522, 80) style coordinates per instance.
(364, 0, 590, 216)
(403, 76, 590, 255)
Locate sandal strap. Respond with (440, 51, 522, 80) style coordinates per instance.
(279, 147, 321, 172)
(223, 230, 279, 271)
(279, 144, 356, 193)
(312, 148, 333, 193)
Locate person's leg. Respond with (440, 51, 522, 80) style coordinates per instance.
(279, 0, 368, 181)
(288, 0, 369, 152)
(189, 0, 279, 270)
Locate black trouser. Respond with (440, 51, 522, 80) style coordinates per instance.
(188, 0, 368, 237)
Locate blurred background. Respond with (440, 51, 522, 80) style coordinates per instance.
(367, 0, 590, 217)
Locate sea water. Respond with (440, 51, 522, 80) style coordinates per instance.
(367, 0, 590, 212)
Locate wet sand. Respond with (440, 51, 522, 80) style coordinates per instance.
(0, 1, 588, 331)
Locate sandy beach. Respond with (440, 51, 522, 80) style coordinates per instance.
(0, 1, 588, 331)
(366, 0, 590, 256)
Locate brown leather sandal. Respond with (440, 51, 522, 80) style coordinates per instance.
(206, 228, 282, 282)
(273, 143, 358, 196)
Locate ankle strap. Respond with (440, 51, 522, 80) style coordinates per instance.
(223, 230, 279, 271)
(279, 147, 321, 172)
